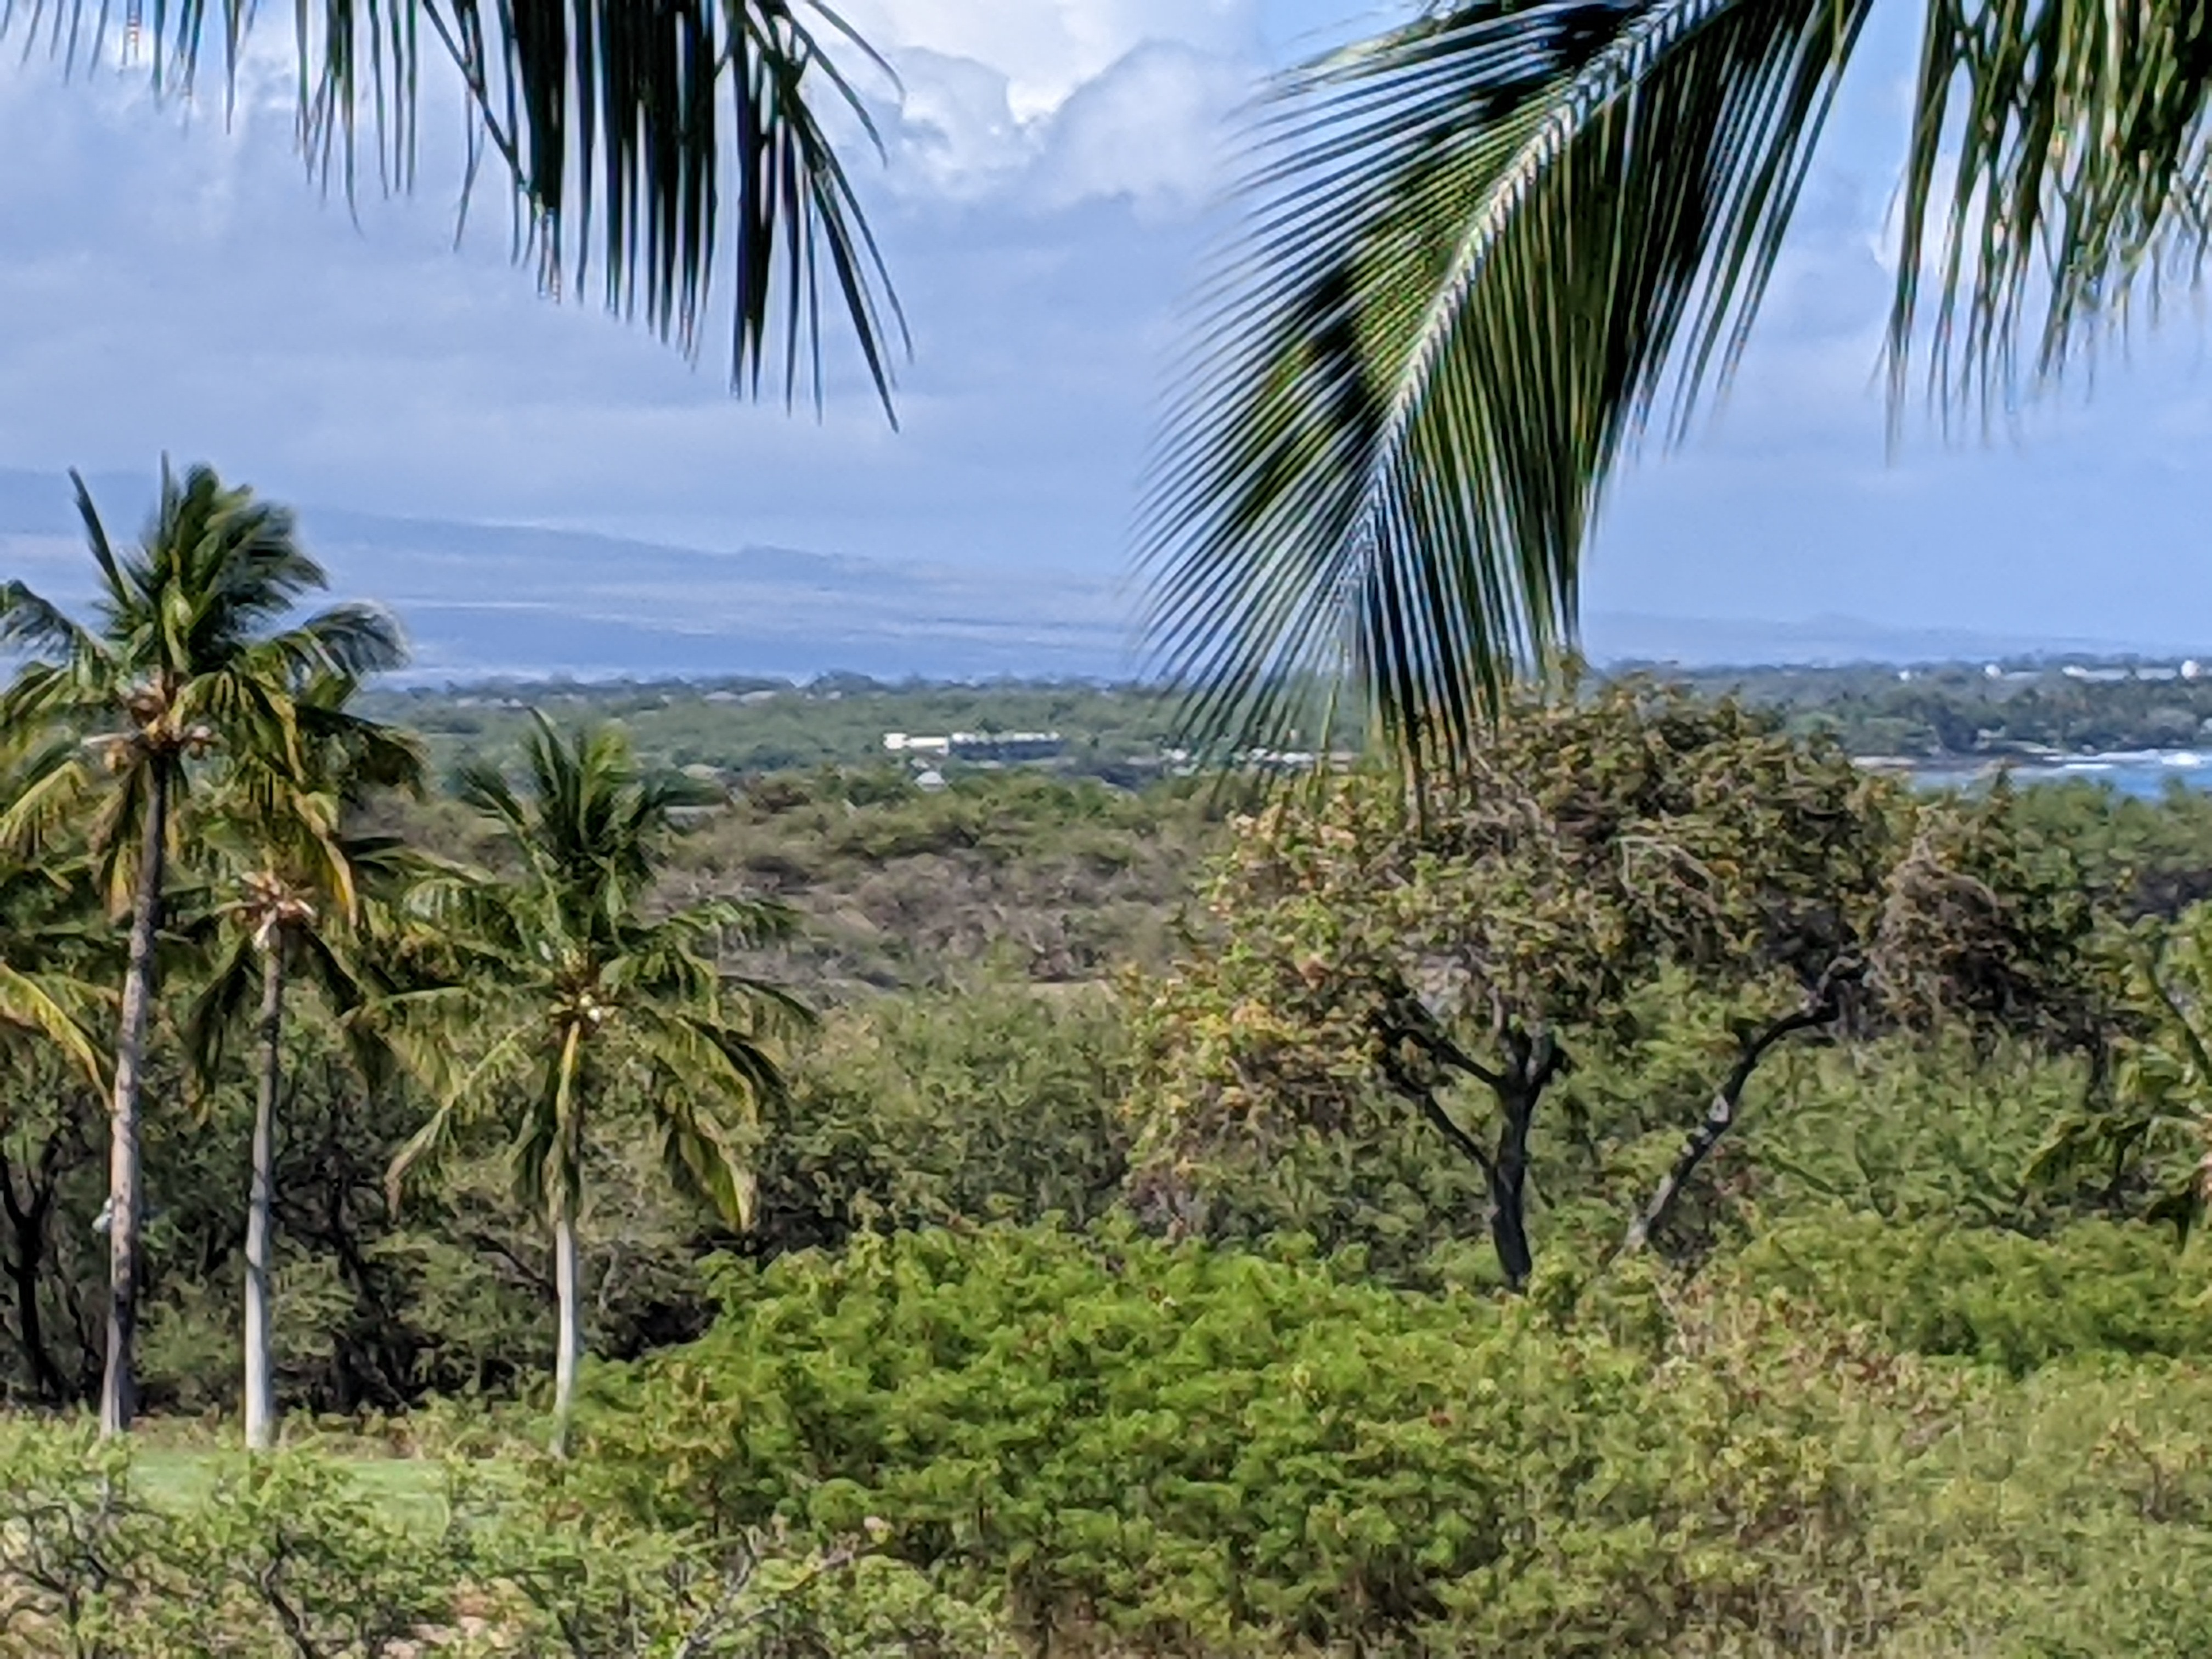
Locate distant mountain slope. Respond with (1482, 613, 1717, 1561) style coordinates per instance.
(0, 468, 2188, 679)
(0, 470, 1133, 680)
(298, 506, 1133, 680)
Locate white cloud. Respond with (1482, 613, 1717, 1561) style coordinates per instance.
(838, 0, 1247, 117)
(886, 50, 1034, 200)
(0, 37, 1215, 586)
(836, 0, 1253, 209)
(1034, 44, 1244, 212)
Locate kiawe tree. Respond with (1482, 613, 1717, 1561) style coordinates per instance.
(185, 674, 422, 1450)
(384, 714, 794, 1454)
(1130, 682, 1900, 1288)
(1130, 686, 2120, 1284)
(0, 464, 403, 1436)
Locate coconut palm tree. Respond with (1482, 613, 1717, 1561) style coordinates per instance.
(0, 739, 109, 1092)
(1143, 0, 2212, 778)
(3, 0, 901, 409)
(0, 464, 405, 1435)
(184, 674, 423, 1450)
(0, 738, 116, 1404)
(383, 714, 793, 1454)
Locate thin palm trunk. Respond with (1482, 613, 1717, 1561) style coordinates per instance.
(102, 764, 167, 1438)
(242, 931, 286, 1451)
(551, 1200, 582, 1457)
(549, 1021, 585, 1458)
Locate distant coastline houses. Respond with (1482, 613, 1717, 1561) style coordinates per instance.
(881, 727, 1352, 783)
(883, 730, 1068, 764)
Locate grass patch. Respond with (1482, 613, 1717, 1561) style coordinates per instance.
(126, 1443, 454, 1531)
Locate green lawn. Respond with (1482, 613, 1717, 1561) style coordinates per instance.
(128, 1444, 455, 1530)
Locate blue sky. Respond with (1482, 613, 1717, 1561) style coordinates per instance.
(1, 0, 2208, 667)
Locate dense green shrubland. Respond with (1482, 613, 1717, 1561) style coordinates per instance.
(1731, 1214, 2212, 1371)
(16, 620, 2212, 1649)
(566, 1222, 2212, 1658)
(10, 1210, 2212, 1655)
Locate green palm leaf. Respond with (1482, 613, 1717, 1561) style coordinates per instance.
(1148, 0, 2212, 782)
(0, 962, 105, 1086)
(0, 736, 95, 863)
(1894, 0, 2212, 411)
(4, 0, 902, 407)
(1143, 0, 1872, 779)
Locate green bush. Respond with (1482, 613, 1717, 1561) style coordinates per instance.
(1734, 1213, 2212, 1372)
(755, 988, 1131, 1256)
(0, 1423, 1009, 1659)
(579, 1225, 1937, 1656)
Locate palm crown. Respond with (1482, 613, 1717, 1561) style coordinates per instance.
(0, 466, 404, 902)
(406, 720, 787, 1220)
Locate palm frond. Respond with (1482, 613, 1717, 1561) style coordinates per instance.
(1143, 0, 1870, 779)
(453, 754, 531, 840)
(0, 738, 94, 863)
(260, 604, 410, 684)
(633, 1006, 771, 1229)
(667, 892, 799, 946)
(297, 691, 429, 800)
(86, 762, 152, 917)
(294, 926, 401, 1089)
(3, 0, 901, 408)
(0, 582, 104, 667)
(382, 1013, 542, 1209)
(0, 961, 106, 1088)
(180, 928, 261, 1092)
(1891, 0, 2212, 412)
(371, 991, 533, 1097)
(69, 470, 133, 614)
(514, 1024, 585, 1216)
(476, 714, 702, 938)
(198, 665, 423, 939)
(385, 1099, 459, 1211)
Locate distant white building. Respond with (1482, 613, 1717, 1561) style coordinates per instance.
(883, 731, 1065, 763)
(950, 731, 1064, 763)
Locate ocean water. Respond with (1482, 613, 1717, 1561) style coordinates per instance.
(1911, 751, 2212, 798)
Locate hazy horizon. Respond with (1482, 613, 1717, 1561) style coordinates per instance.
(4, 465, 2202, 684)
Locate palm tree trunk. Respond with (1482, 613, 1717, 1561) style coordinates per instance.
(551, 1200, 582, 1457)
(549, 1019, 585, 1458)
(242, 932, 286, 1451)
(101, 764, 167, 1438)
